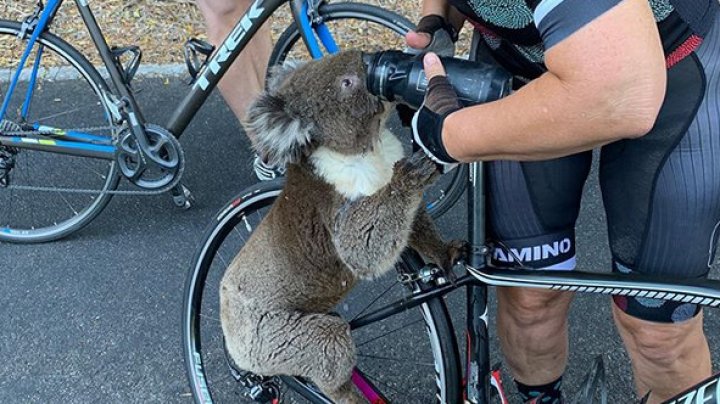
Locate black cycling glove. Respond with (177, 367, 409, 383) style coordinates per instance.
(411, 75, 461, 171)
(413, 14, 458, 57)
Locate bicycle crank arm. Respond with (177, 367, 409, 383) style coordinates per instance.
(0, 135, 115, 159)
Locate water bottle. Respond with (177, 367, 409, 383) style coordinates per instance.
(362, 50, 513, 109)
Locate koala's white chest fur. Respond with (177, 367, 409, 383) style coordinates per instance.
(310, 129, 404, 200)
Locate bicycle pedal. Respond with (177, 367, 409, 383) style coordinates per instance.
(110, 45, 142, 86)
(184, 38, 215, 84)
(171, 184, 194, 210)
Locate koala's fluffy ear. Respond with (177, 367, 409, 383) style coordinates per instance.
(265, 60, 303, 94)
(245, 65, 314, 167)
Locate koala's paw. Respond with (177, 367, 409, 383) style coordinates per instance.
(436, 239, 468, 284)
(446, 239, 469, 268)
(393, 150, 440, 190)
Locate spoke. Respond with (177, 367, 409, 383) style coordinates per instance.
(357, 353, 435, 367)
(350, 280, 401, 322)
(80, 159, 109, 180)
(360, 370, 431, 402)
(5, 43, 15, 84)
(55, 187, 78, 216)
(199, 313, 221, 324)
(232, 224, 250, 244)
(355, 318, 425, 348)
(34, 105, 91, 124)
(216, 250, 229, 269)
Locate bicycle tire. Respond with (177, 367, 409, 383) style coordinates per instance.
(183, 178, 462, 403)
(267, 4, 467, 219)
(0, 19, 119, 243)
(424, 164, 467, 218)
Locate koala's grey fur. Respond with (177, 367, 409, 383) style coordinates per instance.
(221, 51, 461, 403)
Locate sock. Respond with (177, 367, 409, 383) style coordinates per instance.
(515, 376, 563, 404)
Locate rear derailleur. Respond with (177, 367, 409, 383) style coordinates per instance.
(0, 146, 16, 188)
(0, 120, 21, 188)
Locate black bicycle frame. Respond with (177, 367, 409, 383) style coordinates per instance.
(166, 0, 286, 137)
(0, 0, 325, 158)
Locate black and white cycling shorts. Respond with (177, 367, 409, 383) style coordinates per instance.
(487, 16, 720, 323)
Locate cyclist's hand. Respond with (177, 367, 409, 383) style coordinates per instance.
(398, 15, 458, 128)
(405, 14, 457, 57)
(411, 52, 460, 173)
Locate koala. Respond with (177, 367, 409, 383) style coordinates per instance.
(220, 50, 462, 403)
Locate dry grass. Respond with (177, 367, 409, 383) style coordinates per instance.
(0, 1, 471, 66)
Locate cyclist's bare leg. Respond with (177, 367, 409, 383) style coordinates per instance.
(497, 287, 574, 385)
(197, 0, 272, 140)
(612, 304, 711, 403)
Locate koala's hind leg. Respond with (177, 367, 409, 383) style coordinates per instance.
(231, 310, 363, 403)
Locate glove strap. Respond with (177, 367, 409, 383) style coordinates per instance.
(412, 108, 458, 164)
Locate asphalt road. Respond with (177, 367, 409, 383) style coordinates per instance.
(2, 76, 719, 403)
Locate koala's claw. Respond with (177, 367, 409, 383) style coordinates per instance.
(423, 239, 467, 285)
(447, 239, 469, 267)
(394, 150, 440, 189)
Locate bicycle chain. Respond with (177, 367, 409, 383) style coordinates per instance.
(1, 124, 184, 196)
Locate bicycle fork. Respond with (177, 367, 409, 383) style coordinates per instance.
(463, 160, 496, 404)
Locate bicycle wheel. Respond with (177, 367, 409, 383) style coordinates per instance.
(423, 164, 467, 218)
(183, 179, 462, 403)
(0, 20, 119, 243)
(268, 4, 467, 218)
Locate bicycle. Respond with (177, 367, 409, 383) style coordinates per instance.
(183, 161, 720, 403)
(0, 0, 465, 243)
(181, 51, 720, 404)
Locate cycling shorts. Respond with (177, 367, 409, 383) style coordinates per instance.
(486, 15, 720, 323)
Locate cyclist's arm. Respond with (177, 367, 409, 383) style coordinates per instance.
(440, 0, 666, 162)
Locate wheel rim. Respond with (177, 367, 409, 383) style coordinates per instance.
(184, 187, 454, 403)
(0, 24, 117, 242)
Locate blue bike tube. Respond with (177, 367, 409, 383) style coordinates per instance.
(21, 45, 45, 120)
(299, 1, 324, 59)
(0, 0, 62, 120)
(0, 135, 114, 159)
(33, 123, 113, 144)
(313, 15, 340, 54)
(466, 161, 491, 404)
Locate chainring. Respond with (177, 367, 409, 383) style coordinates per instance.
(116, 123, 184, 190)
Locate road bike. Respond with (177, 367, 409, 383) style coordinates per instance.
(0, 0, 475, 243)
(183, 152, 720, 403)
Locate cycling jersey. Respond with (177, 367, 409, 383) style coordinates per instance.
(448, 0, 719, 82)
